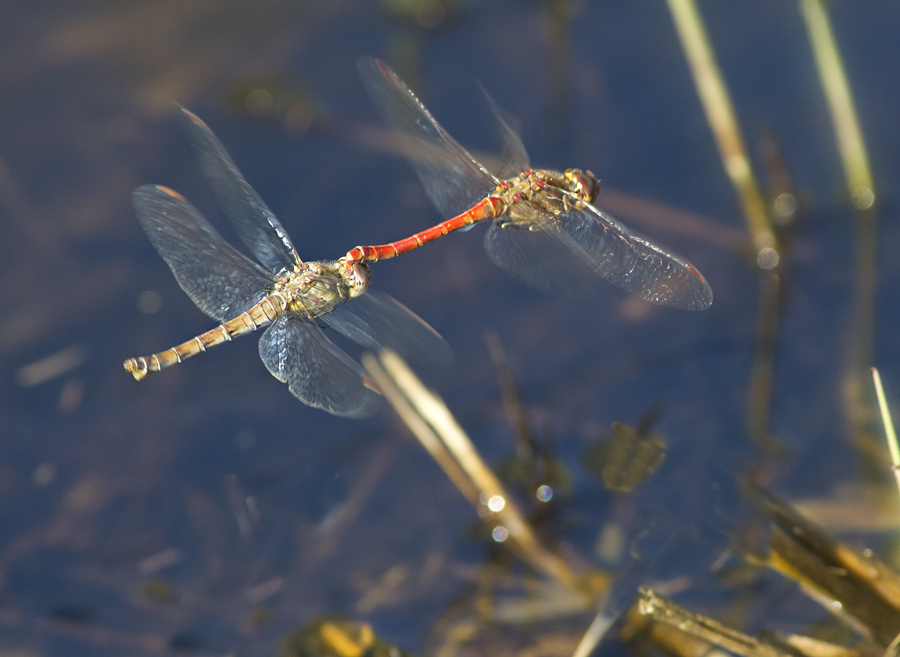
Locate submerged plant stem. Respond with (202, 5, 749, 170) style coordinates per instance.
(667, 0, 786, 446)
(799, 0, 879, 453)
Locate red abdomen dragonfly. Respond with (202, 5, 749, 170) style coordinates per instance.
(124, 107, 448, 418)
(344, 59, 712, 311)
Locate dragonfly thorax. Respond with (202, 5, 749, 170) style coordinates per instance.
(503, 168, 598, 206)
(497, 168, 598, 231)
(274, 261, 369, 319)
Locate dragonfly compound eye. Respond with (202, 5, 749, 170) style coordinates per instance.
(563, 169, 599, 202)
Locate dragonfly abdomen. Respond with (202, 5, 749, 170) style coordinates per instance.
(343, 196, 504, 264)
(123, 295, 286, 380)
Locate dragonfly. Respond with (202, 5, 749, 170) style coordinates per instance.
(124, 107, 449, 418)
(343, 59, 712, 311)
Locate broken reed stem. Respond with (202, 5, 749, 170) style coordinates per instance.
(665, 0, 778, 260)
(751, 489, 900, 644)
(629, 589, 792, 657)
(363, 350, 583, 593)
(873, 368, 900, 466)
(799, 0, 875, 209)
(363, 353, 483, 505)
(571, 609, 618, 657)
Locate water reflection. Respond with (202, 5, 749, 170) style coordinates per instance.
(1, 1, 897, 655)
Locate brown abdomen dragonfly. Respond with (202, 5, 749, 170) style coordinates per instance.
(124, 108, 448, 418)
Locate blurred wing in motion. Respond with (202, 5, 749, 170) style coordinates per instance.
(177, 106, 301, 273)
(358, 57, 498, 219)
(476, 81, 530, 180)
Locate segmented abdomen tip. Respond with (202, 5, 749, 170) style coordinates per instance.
(123, 359, 147, 380)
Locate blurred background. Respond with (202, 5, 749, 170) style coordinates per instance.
(2, 1, 899, 655)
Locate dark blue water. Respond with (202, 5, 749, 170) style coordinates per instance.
(2, 2, 899, 654)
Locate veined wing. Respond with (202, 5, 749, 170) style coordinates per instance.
(259, 314, 381, 418)
(177, 106, 301, 273)
(573, 202, 712, 310)
(483, 210, 601, 293)
(133, 184, 273, 321)
(358, 58, 498, 219)
(484, 196, 713, 310)
(322, 291, 452, 368)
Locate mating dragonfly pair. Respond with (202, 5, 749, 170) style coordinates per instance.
(124, 59, 713, 418)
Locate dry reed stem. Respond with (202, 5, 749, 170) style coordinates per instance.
(872, 368, 900, 500)
(571, 609, 617, 657)
(799, 0, 875, 209)
(361, 353, 482, 505)
(798, 0, 879, 454)
(362, 350, 584, 593)
(626, 589, 793, 657)
(665, 0, 778, 262)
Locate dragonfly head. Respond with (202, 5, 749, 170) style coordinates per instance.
(563, 169, 599, 203)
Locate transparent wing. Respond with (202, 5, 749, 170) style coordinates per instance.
(177, 106, 301, 273)
(321, 291, 452, 367)
(476, 81, 530, 179)
(259, 314, 382, 418)
(485, 195, 713, 311)
(571, 202, 712, 310)
(132, 184, 273, 321)
(358, 58, 499, 219)
(483, 213, 601, 293)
